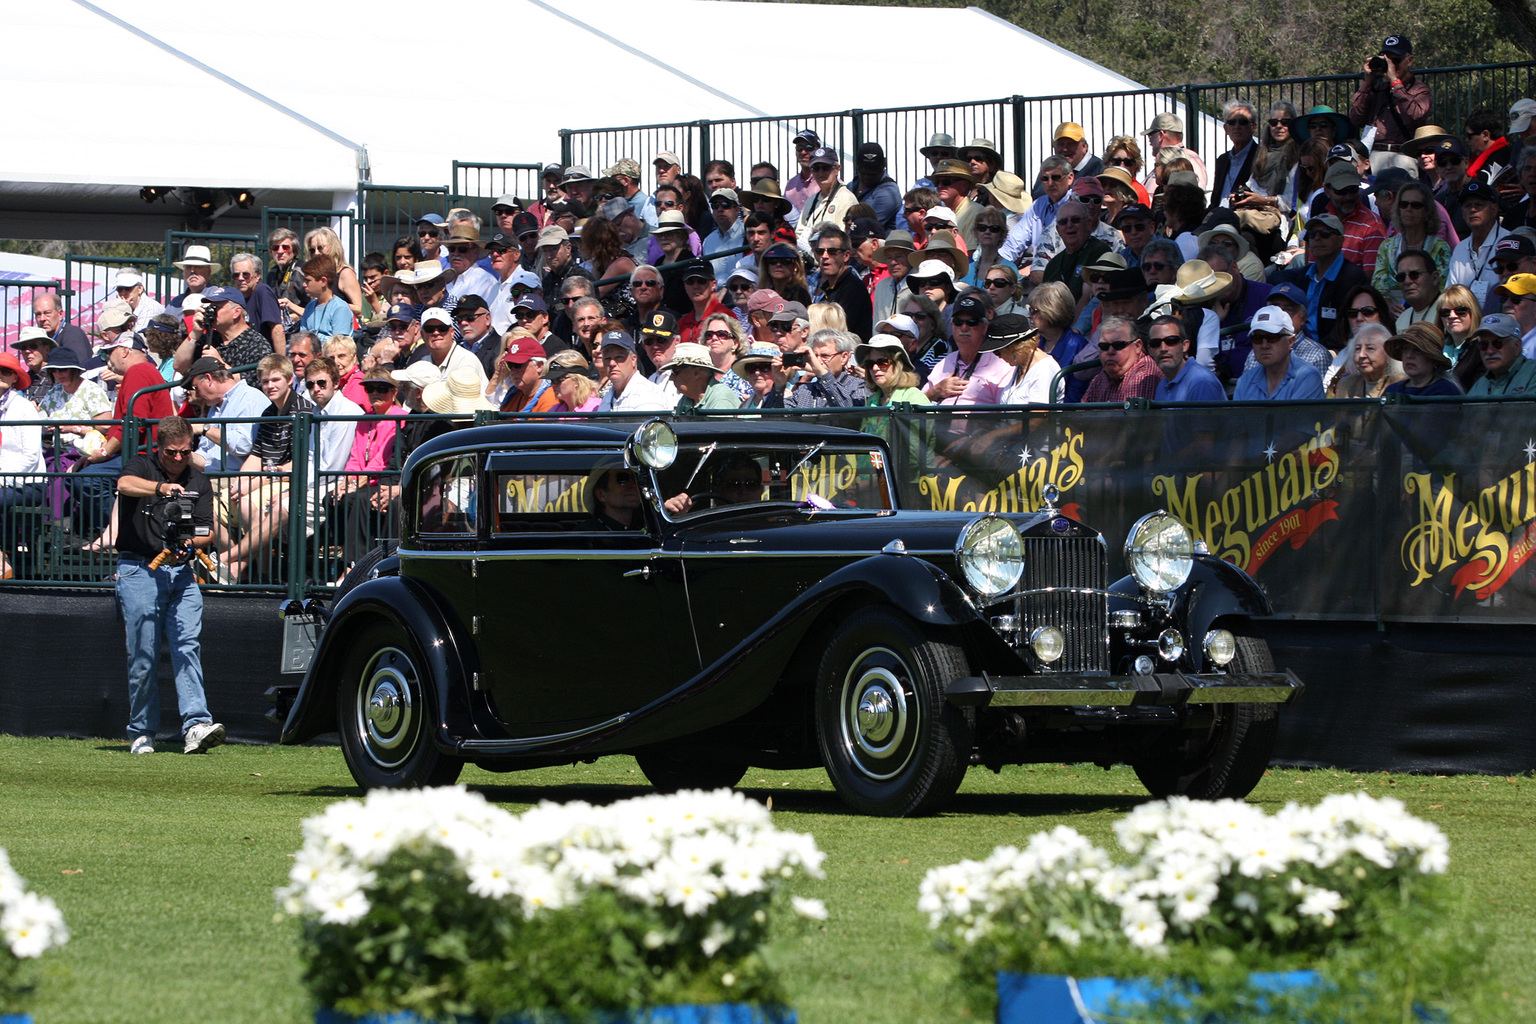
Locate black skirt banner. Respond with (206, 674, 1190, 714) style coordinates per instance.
(799, 400, 1536, 624)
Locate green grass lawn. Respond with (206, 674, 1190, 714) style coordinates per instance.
(0, 736, 1529, 1024)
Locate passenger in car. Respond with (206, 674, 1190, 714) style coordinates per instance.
(592, 468, 643, 530)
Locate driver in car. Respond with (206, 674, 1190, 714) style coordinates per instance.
(663, 453, 764, 514)
(592, 468, 643, 530)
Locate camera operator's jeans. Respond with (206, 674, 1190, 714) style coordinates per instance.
(115, 557, 210, 739)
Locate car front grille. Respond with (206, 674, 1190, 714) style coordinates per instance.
(1018, 535, 1109, 673)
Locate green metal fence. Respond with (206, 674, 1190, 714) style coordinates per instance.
(561, 61, 1536, 188)
(355, 184, 449, 261)
(162, 230, 261, 289)
(60, 254, 168, 325)
(2, 279, 67, 344)
(451, 161, 546, 222)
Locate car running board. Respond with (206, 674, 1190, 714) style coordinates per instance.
(946, 671, 1305, 708)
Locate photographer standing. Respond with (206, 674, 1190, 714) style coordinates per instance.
(1349, 36, 1431, 174)
(115, 415, 225, 755)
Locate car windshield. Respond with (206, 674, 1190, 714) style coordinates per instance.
(652, 443, 895, 518)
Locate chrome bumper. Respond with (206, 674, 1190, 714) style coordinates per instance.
(946, 671, 1305, 708)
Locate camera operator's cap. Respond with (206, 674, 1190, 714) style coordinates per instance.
(1249, 305, 1295, 336)
(952, 292, 989, 319)
(536, 225, 569, 247)
(1144, 112, 1183, 136)
(114, 269, 144, 289)
(1053, 122, 1086, 142)
(385, 301, 420, 325)
(1323, 163, 1361, 190)
(500, 336, 546, 365)
(1304, 213, 1346, 236)
(1497, 235, 1536, 259)
(599, 329, 637, 354)
(793, 128, 821, 148)
(807, 147, 839, 168)
(601, 158, 642, 180)
(681, 258, 715, 282)
(511, 293, 547, 314)
(1112, 203, 1155, 227)
(200, 285, 245, 309)
(1510, 99, 1536, 134)
(12, 325, 52, 349)
(1382, 34, 1412, 56)
(980, 313, 1038, 353)
(874, 313, 919, 337)
(1461, 178, 1500, 205)
(768, 300, 809, 325)
(389, 361, 440, 389)
(639, 311, 679, 341)
(43, 347, 84, 373)
(491, 194, 521, 212)
(420, 306, 453, 329)
(1474, 313, 1523, 341)
(512, 212, 541, 238)
(856, 142, 887, 168)
(847, 217, 883, 243)
(185, 355, 226, 380)
(1496, 273, 1536, 299)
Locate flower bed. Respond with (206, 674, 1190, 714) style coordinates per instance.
(919, 793, 1481, 1022)
(1, 847, 69, 1020)
(278, 787, 824, 1022)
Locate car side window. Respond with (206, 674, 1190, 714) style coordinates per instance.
(494, 470, 603, 533)
(416, 456, 479, 537)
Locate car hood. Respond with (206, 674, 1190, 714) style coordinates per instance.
(673, 507, 1063, 560)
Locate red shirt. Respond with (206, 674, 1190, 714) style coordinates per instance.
(1083, 352, 1161, 403)
(678, 298, 733, 345)
(1328, 202, 1387, 277)
(106, 360, 174, 447)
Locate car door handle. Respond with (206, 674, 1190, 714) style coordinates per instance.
(623, 566, 650, 580)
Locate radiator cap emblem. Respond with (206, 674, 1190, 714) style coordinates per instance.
(1051, 517, 1070, 534)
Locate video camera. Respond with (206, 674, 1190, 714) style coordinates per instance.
(145, 491, 215, 574)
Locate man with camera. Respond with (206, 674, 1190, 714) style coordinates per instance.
(1349, 35, 1431, 173)
(115, 415, 225, 756)
(174, 286, 272, 387)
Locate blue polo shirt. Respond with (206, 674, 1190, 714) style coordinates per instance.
(1233, 356, 1325, 401)
(1155, 358, 1227, 402)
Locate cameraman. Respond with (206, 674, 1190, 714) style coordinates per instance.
(116, 415, 226, 756)
(173, 286, 273, 388)
(1349, 35, 1431, 174)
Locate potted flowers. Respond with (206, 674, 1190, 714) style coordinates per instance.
(277, 787, 825, 1023)
(919, 793, 1477, 1023)
(1, 848, 70, 1024)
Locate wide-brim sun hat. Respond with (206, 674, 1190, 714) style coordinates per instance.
(732, 342, 782, 375)
(908, 239, 968, 281)
(980, 171, 1029, 214)
(421, 363, 496, 415)
(853, 334, 916, 373)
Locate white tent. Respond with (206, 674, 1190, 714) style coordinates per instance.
(2, 0, 1163, 241)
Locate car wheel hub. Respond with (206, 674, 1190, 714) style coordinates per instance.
(840, 649, 918, 781)
(356, 647, 418, 768)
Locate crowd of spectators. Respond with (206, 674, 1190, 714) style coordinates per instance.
(4, 36, 1536, 581)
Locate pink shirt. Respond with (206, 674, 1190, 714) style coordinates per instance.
(924, 350, 1014, 405)
(344, 404, 405, 475)
(549, 396, 601, 414)
(338, 367, 368, 409)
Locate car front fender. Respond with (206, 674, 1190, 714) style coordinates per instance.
(278, 575, 476, 747)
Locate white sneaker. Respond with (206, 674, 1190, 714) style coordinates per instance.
(183, 721, 226, 754)
(130, 735, 154, 755)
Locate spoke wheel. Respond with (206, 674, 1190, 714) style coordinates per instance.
(815, 607, 973, 816)
(337, 621, 462, 789)
(1132, 635, 1280, 800)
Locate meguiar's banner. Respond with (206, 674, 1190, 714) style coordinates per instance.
(800, 399, 1536, 624)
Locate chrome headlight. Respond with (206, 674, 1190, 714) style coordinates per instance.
(956, 515, 1024, 599)
(629, 418, 678, 470)
(1124, 511, 1193, 593)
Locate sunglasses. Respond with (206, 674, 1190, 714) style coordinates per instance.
(1395, 269, 1425, 282)
(903, 206, 924, 215)
(423, 323, 453, 334)
(710, 200, 738, 210)
(1397, 200, 1427, 210)
(1040, 173, 1068, 183)
(703, 329, 733, 340)
(1097, 339, 1133, 352)
(632, 279, 660, 287)
(951, 318, 983, 327)
(816, 247, 846, 256)
(769, 323, 791, 333)
(362, 383, 397, 394)
(1080, 195, 1103, 204)
(1268, 118, 1287, 127)
(1148, 335, 1185, 348)
(977, 223, 1004, 233)
(1478, 336, 1514, 348)
(1440, 306, 1473, 318)
(1108, 157, 1138, 167)
(1309, 230, 1341, 240)
(984, 278, 1012, 288)
(1142, 261, 1169, 272)
(1225, 118, 1253, 127)
(270, 244, 294, 253)
(446, 246, 476, 255)
(656, 199, 680, 208)
(1346, 306, 1379, 319)
(417, 230, 440, 238)
(864, 356, 894, 369)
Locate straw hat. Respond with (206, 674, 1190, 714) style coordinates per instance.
(979, 170, 1029, 214)
(1197, 223, 1251, 260)
(1169, 259, 1233, 305)
(733, 342, 782, 375)
(1401, 125, 1454, 157)
(660, 342, 718, 374)
(740, 179, 794, 217)
(173, 244, 216, 269)
(871, 229, 916, 266)
(909, 238, 969, 280)
(421, 362, 496, 415)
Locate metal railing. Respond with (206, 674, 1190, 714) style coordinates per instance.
(561, 61, 1536, 188)
(355, 184, 448, 260)
(1, 279, 67, 345)
(451, 161, 546, 216)
(162, 230, 261, 288)
(61, 255, 168, 324)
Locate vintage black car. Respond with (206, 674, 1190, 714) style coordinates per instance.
(278, 418, 1302, 816)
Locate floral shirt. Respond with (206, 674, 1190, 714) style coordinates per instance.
(38, 379, 111, 450)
